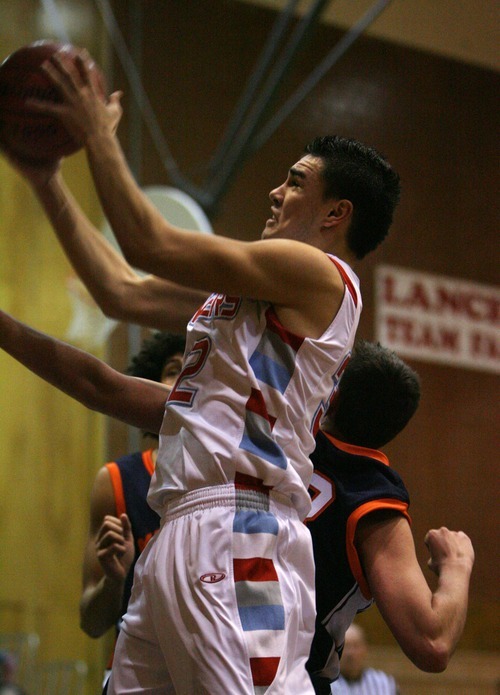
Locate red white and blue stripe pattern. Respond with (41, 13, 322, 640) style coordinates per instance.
(239, 388, 287, 470)
(249, 307, 304, 395)
(240, 307, 304, 471)
(233, 479, 284, 693)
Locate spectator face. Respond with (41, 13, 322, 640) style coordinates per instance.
(340, 625, 368, 681)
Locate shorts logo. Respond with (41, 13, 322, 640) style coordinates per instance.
(200, 572, 226, 584)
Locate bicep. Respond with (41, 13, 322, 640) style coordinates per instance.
(144, 231, 342, 311)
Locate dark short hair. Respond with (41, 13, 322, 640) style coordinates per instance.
(304, 136, 401, 259)
(329, 340, 420, 449)
(126, 332, 186, 382)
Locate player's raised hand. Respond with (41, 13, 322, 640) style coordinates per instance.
(95, 513, 134, 583)
(424, 527, 475, 576)
(30, 48, 122, 145)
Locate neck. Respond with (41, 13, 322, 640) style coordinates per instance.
(327, 236, 357, 267)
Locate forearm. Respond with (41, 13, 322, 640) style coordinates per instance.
(31, 171, 204, 329)
(382, 568, 473, 670)
(401, 536, 474, 671)
(0, 310, 166, 430)
(425, 559, 473, 660)
(360, 516, 474, 672)
(80, 576, 125, 638)
(0, 310, 124, 417)
(384, 562, 472, 672)
(0, 310, 104, 406)
(85, 131, 169, 275)
(33, 172, 147, 319)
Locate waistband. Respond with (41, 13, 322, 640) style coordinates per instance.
(160, 483, 298, 523)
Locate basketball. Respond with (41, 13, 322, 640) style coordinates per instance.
(0, 40, 106, 165)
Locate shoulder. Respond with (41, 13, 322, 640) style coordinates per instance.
(92, 464, 114, 494)
(313, 432, 407, 491)
(88, 465, 117, 527)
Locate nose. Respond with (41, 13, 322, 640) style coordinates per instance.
(269, 184, 283, 206)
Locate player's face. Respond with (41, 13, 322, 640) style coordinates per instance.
(161, 352, 184, 391)
(262, 155, 331, 242)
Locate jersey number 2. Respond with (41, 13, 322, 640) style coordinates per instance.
(167, 337, 212, 407)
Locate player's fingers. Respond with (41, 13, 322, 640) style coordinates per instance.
(96, 517, 122, 535)
(120, 513, 132, 538)
(97, 541, 126, 559)
(97, 527, 126, 546)
(424, 528, 440, 547)
(73, 51, 95, 89)
(23, 98, 61, 119)
(107, 91, 123, 133)
(427, 557, 438, 575)
(102, 514, 123, 527)
(108, 90, 123, 110)
(46, 55, 74, 91)
(96, 518, 125, 545)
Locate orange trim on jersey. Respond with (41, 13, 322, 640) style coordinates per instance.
(321, 432, 390, 466)
(142, 449, 155, 476)
(105, 462, 126, 517)
(346, 499, 411, 599)
(329, 256, 359, 307)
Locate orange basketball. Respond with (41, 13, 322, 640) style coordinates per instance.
(0, 40, 106, 165)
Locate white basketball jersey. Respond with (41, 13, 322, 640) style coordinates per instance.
(148, 255, 361, 520)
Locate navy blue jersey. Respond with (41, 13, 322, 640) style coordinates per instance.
(305, 431, 410, 693)
(106, 449, 160, 629)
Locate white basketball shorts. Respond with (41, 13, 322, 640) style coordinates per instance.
(107, 483, 316, 694)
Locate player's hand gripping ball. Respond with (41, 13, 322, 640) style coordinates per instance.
(0, 40, 106, 165)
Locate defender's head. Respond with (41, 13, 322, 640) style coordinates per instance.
(126, 332, 186, 386)
(324, 340, 420, 449)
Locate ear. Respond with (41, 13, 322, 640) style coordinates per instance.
(322, 199, 353, 229)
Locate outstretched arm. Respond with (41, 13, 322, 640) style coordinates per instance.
(80, 466, 135, 638)
(34, 51, 345, 338)
(357, 511, 474, 672)
(6, 157, 205, 331)
(0, 309, 167, 432)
